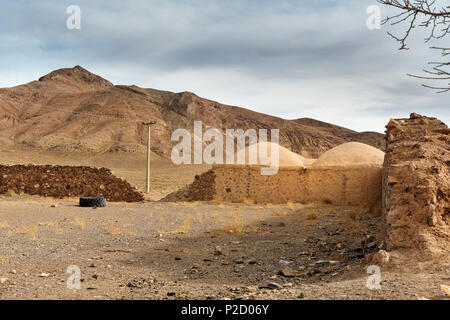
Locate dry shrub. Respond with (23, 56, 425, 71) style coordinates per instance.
(0, 221, 9, 229)
(5, 189, 16, 197)
(73, 217, 86, 230)
(183, 201, 202, 208)
(286, 201, 295, 210)
(273, 211, 288, 217)
(102, 220, 134, 236)
(241, 198, 255, 205)
(172, 217, 192, 234)
(306, 211, 319, 220)
(15, 225, 39, 239)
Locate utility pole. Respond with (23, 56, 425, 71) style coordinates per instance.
(142, 121, 156, 193)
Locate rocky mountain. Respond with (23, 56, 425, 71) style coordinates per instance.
(0, 66, 385, 158)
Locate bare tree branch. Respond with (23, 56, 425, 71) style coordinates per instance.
(378, 1, 449, 92)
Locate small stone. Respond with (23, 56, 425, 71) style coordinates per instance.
(175, 257, 182, 261)
(0, 278, 8, 284)
(92, 274, 99, 279)
(278, 266, 295, 278)
(387, 176, 399, 185)
(10, 270, 17, 274)
(50, 204, 58, 208)
(441, 285, 450, 296)
(39, 273, 50, 278)
(247, 258, 257, 265)
(167, 292, 176, 296)
(246, 286, 258, 292)
(89, 263, 96, 268)
(366, 242, 377, 249)
(279, 259, 293, 265)
(214, 246, 223, 256)
(267, 282, 283, 290)
(372, 250, 390, 266)
(233, 258, 244, 264)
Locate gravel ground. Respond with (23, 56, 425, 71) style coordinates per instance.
(0, 196, 448, 300)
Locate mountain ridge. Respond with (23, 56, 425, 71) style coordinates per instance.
(0, 66, 385, 158)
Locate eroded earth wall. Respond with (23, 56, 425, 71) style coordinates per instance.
(170, 165, 382, 208)
(382, 113, 450, 256)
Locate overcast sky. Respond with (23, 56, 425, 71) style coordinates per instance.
(0, 0, 448, 132)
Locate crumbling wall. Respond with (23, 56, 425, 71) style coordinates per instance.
(0, 165, 144, 202)
(382, 113, 450, 256)
(213, 165, 382, 206)
(165, 164, 382, 207)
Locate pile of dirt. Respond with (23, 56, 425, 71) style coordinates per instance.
(382, 113, 450, 257)
(312, 142, 385, 167)
(235, 142, 306, 167)
(0, 164, 144, 202)
(162, 170, 216, 202)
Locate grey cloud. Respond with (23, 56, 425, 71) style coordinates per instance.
(0, 0, 448, 132)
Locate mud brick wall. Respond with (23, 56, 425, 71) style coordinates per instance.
(382, 113, 450, 256)
(0, 165, 144, 202)
(183, 164, 382, 207)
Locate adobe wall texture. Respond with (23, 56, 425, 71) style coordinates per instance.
(169, 164, 382, 208)
(382, 113, 449, 256)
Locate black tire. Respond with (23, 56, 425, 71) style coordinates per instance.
(79, 197, 106, 208)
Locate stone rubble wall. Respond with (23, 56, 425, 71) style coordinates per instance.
(382, 113, 450, 256)
(0, 164, 144, 202)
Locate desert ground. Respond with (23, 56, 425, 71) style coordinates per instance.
(0, 150, 448, 300)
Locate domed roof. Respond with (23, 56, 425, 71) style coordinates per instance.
(235, 142, 305, 167)
(312, 142, 385, 167)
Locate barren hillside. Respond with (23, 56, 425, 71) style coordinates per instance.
(0, 66, 384, 158)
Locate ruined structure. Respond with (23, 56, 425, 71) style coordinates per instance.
(163, 142, 384, 207)
(382, 113, 449, 256)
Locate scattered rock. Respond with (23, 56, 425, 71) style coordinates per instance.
(366, 242, 377, 249)
(39, 273, 50, 278)
(441, 285, 450, 296)
(167, 292, 176, 296)
(214, 246, 223, 256)
(233, 258, 244, 264)
(278, 266, 295, 278)
(266, 282, 283, 290)
(371, 250, 390, 266)
(279, 259, 293, 265)
(0, 278, 8, 284)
